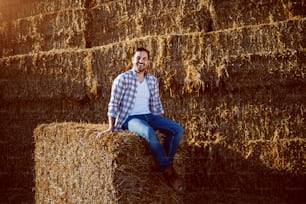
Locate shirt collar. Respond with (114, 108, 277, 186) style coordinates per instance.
(131, 68, 148, 78)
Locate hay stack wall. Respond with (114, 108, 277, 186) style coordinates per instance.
(0, 0, 305, 203)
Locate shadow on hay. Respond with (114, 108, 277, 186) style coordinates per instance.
(181, 142, 306, 204)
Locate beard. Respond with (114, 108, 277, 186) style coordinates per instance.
(134, 63, 146, 73)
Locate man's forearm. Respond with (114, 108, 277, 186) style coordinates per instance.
(108, 116, 116, 131)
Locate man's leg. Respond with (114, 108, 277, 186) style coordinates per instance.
(147, 114, 184, 166)
(124, 114, 184, 192)
(147, 114, 185, 192)
(124, 115, 171, 172)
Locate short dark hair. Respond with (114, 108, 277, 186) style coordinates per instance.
(135, 47, 150, 59)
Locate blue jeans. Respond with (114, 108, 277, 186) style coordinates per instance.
(123, 114, 184, 172)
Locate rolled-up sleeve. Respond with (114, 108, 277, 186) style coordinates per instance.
(149, 76, 164, 115)
(108, 75, 124, 118)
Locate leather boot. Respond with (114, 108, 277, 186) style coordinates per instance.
(163, 166, 184, 192)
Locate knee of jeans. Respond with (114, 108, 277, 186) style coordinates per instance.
(176, 125, 184, 140)
(144, 127, 159, 143)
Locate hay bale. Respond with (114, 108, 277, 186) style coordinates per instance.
(0, 50, 95, 100)
(0, 0, 86, 21)
(179, 89, 305, 143)
(34, 122, 184, 203)
(208, 0, 306, 30)
(88, 1, 211, 47)
(0, 9, 87, 57)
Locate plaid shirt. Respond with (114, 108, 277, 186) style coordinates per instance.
(108, 69, 164, 131)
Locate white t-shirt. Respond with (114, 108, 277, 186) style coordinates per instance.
(129, 78, 151, 115)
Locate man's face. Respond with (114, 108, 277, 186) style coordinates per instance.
(132, 51, 149, 73)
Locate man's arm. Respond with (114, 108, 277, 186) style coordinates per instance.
(96, 74, 125, 138)
(107, 116, 116, 131)
(96, 116, 116, 138)
(150, 76, 164, 115)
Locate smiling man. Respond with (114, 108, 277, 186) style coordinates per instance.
(97, 47, 184, 192)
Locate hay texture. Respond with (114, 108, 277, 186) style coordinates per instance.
(3, 0, 304, 57)
(34, 122, 184, 204)
(2, 0, 306, 203)
(0, 0, 85, 21)
(0, 9, 87, 57)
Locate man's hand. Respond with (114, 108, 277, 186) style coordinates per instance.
(96, 127, 114, 138)
(97, 117, 116, 138)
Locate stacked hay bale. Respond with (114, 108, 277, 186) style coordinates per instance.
(34, 122, 184, 203)
(0, 0, 305, 203)
(0, 0, 90, 202)
(1, 1, 79, 57)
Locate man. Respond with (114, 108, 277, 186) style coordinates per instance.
(97, 47, 184, 192)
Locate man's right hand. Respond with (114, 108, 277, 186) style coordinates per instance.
(97, 117, 116, 138)
(96, 127, 114, 138)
